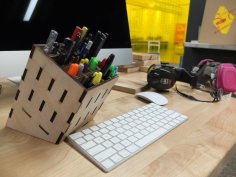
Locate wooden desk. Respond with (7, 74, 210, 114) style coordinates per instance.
(0, 78, 236, 177)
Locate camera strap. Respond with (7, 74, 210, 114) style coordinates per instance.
(175, 85, 220, 103)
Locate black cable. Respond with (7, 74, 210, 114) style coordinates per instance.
(175, 85, 219, 103)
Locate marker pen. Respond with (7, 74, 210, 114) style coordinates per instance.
(89, 57, 99, 71)
(71, 26, 81, 41)
(80, 26, 88, 42)
(44, 29, 58, 54)
(93, 33, 108, 57)
(68, 63, 79, 77)
(101, 54, 115, 77)
(63, 37, 75, 64)
(86, 30, 102, 58)
(98, 58, 107, 69)
(92, 72, 103, 85)
(80, 40, 93, 59)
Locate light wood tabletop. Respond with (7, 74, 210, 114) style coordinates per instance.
(0, 77, 236, 177)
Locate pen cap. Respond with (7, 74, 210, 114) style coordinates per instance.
(92, 72, 103, 85)
(71, 26, 81, 41)
(81, 26, 88, 41)
(110, 65, 116, 78)
(68, 63, 79, 77)
(89, 57, 99, 71)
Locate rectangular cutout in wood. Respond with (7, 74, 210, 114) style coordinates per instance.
(56, 132, 64, 144)
(86, 98, 93, 108)
(15, 89, 20, 101)
(48, 78, 55, 91)
(36, 67, 43, 80)
(22, 69, 27, 81)
(22, 107, 32, 118)
(102, 89, 108, 98)
(94, 93, 101, 103)
(83, 111, 90, 121)
(28, 89, 34, 101)
(39, 125, 49, 135)
(39, 100, 45, 112)
(59, 90, 68, 103)
(75, 117, 82, 126)
(92, 106, 98, 115)
(79, 90, 87, 103)
(9, 108, 13, 118)
(67, 112, 75, 124)
(50, 111, 57, 123)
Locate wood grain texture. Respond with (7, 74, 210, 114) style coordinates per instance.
(0, 78, 236, 177)
(113, 72, 150, 94)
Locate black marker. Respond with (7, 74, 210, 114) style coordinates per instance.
(63, 37, 75, 64)
(101, 54, 115, 79)
(93, 33, 108, 57)
(86, 30, 102, 58)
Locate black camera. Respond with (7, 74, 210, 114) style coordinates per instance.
(147, 63, 197, 90)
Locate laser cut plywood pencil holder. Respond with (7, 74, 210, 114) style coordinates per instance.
(7, 44, 118, 144)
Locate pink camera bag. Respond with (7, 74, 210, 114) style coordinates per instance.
(215, 63, 236, 92)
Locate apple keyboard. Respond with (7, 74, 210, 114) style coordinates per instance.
(67, 103, 188, 172)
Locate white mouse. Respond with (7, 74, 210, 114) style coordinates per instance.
(136, 91, 168, 106)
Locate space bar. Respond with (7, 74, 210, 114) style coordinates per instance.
(135, 127, 167, 147)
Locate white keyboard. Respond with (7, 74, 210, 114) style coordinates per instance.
(67, 103, 188, 172)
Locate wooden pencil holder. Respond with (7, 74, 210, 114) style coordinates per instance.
(7, 45, 118, 144)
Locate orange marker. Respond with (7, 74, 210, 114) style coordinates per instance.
(68, 63, 79, 77)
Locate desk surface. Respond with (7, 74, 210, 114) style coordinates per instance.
(1, 77, 236, 177)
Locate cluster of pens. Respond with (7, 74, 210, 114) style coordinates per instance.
(43, 26, 118, 88)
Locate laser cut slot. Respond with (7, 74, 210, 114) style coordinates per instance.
(59, 90, 68, 103)
(94, 93, 101, 103)
(22, 108, 32, 118)
(50, 111, 57, 123)
(75, 117, 82, 126)
(56, 132, 64, 144)
(79, 90, 87, 103)
(92, 106, 98, 115)
(48, 78, 55, 91)
(22, 69, 27, 81)
(86, 98, 93, 108)
(39, 100, 45, 112)
(39, 125, 49, 135)
(9, 108, 13, 118)
(102, 89, 108, 98)
(83, 112, 90, 121)
(15, 89, 20, 101)
(36, 67, 43, 80)
(98, 102, 104, 110)
(67, 112, 75, 124)
(28, 89, 34, 101)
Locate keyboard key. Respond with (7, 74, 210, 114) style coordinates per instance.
(113, 143, 125, 151)
(126, 144, 139, 153)
(135, 127, 166, 148)
(111, 154, 123, 163)
(87, 145, 105, 156)
(102, 159, 115, 169)
(81, 141, 96, 150)
(94, 148, 116, 162)
(119, 149, 130, 158)
(70, 132, 84, 140)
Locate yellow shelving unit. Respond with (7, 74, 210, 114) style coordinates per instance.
(126, 0, 190, 64)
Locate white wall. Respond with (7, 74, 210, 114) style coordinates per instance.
(0, 51, 30, 77)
